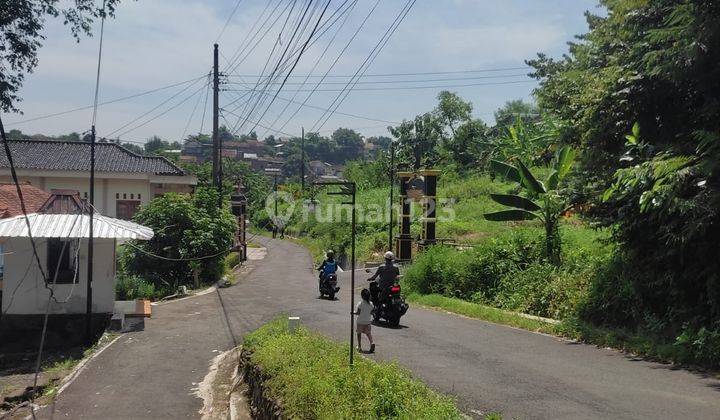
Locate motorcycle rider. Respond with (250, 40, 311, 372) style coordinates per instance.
(317, 250, 338, 288)
(367, 251, 400, 304)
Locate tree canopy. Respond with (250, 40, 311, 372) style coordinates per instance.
(0, 0, 124, 112)
(529, 0, 720, 329)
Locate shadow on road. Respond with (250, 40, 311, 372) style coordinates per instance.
(372, 321, 409, 330)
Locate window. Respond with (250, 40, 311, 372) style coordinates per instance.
(116, 200, 140, 220)
(47, 239, 78, 284)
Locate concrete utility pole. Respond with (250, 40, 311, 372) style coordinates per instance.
(212, 44, 221, 195)
(86, 125, 95, 342)
(301, 127, 305, 190)
(388, 141, 395, 252)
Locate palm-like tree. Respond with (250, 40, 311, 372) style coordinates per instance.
(484, 146, 576, 264)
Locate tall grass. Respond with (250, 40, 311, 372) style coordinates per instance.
(244, 318, 463, 419)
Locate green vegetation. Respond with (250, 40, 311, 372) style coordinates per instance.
(119, 186, 236, 297)
(115, 274, 157, 300)
(243, 318, 463, 419)
(408, 293, 559, 334)
(402, 232, 605, 320)
(485, 146, 576, 264)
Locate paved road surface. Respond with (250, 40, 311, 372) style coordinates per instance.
(38, 291, 234, 419)
(41, 237, 720, 419)
(219, 238, 720, 419)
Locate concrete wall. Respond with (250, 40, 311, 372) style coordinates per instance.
(1, 237, 117, 315)
(0, 175, 177, 218)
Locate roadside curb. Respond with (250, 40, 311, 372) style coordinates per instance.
(55, 334, 122, 396)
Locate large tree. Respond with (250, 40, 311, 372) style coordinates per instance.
(1, 0, 124, 112)
(389, 113, 443, 171)
(434, 91, 472, 136)
(530, 0, 720, 330)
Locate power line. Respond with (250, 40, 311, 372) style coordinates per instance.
(230, 0, 302, 135)
(261, 0, 368, 139)
(222, 88, 399, 124)
(215, 0, 245, 43)
(112, 82, 209, 139)
(223, 0, 285, 73)
(4, 75, 207, 127)
(180, 74, 210, 142)
(105, 76, 208, 138)
(227, 66, 532, 78)
(224, 73, 531, 86)
(221, 108, 297, 137)
(225, 80, 536, 93)
(312, 0, 417, 132)
(248, 0, 334, 134)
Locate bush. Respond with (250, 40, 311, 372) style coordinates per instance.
(403, 231, 601, 320)
(120, 187, 236, 295)
(225, 252, 241, 270)
(115, 275, 158, 300)
(673, 324, 720, 368)
(244, 318, 462, 419)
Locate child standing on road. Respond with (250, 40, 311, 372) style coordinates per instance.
(354, 289, 375, 353)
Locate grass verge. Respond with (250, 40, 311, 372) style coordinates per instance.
(407, 293, 559, 335)
(408, 293, 715, 372)
(243, 317, 469, 419)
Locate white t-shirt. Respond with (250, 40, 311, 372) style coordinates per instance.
(355, 300, 373, 325)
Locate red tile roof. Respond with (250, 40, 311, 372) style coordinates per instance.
(0, 183, 51, 218)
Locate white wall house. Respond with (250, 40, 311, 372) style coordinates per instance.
(0, 140, 197, 219)
(0, 213, 153, 316)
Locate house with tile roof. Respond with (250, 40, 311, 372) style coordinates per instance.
(0, 140, 197, 220)
(0, 183, 51, 218)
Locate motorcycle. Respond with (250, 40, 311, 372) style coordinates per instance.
(366, 270, 409, 326)
(319, 271, 340, 300)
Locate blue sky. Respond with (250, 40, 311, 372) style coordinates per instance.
(5, 0, 600, 145)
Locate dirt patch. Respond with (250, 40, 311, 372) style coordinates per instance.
(196, 347, 250, 420)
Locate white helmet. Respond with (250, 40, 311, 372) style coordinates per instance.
(384, 251, 395, 260)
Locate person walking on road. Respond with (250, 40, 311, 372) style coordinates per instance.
(355, 288, 375, 353)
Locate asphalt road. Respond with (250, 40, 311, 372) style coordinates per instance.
(219, 237, 720, 419)
(37, 291, 234, 419)
(38, 237, 720, 419)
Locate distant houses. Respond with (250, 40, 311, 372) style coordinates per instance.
(0, 140, 197, 220)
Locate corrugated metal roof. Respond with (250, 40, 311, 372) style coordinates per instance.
(0, 213, 153, 240)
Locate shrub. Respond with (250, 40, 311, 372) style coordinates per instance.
(225, 252, 241, 270)
(120, 187, 236, 295)
(673, 324, 720, 368)
(115, 275, 158, 300)
(403, 231, 600, 320)
(244, 318, 462, 419)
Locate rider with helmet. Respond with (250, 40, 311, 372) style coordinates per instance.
(318, 250, 338, 286)
(367, 251, 400, 304)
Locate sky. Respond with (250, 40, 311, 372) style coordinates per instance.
(4, 0, 601, 145)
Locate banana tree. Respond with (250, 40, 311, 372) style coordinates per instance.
(484, 146, 576, 265)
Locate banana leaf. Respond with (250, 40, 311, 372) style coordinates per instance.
(489, 160, 521, 183)
(484, 209, 539, 221)
(516, 160, 546, 194)
(489, 193, 541, 211)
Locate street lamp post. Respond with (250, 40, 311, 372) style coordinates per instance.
(265, 167, 281, 238)
(312, 181, 357, 366)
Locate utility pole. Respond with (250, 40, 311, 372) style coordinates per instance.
(388, 141, 395, 252)
(301, 127, 305, 190)
(86, 125, 95, 342)
(212, 44, 221, 204)
(313, 181, 357, 365)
